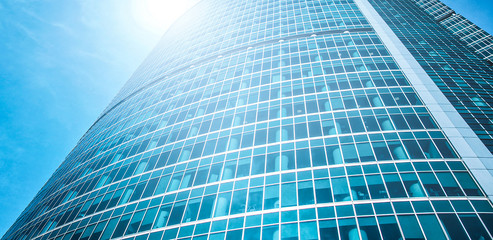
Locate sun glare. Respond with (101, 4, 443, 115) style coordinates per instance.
(131, 0, 198, 35)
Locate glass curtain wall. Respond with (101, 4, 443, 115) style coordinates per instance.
(3, 0, 493, 240)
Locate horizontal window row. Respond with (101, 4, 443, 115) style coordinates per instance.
(85, 34, 403, 154)
(31, 155, 472, 227)
(43, 200, 493, 240)
(94, 59, 410, 155)
(74, 85, 426, 182)
(67, 67, 413, 179)
(108, 60, 408, 139)
(55, 130, 456, 205)
(39, 127, 457, 219)
(45, 102, 436, 207)
(64, 34, 400, 186)
(39, 162, 482, 234)
(84, 79, 418, 166)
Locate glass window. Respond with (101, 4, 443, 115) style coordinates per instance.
(125, 210, 145, 235)
(296, 148, 311, 169)
(79, 224, 95, 240)
(401, 173, 426, 197)
(248, 187, 264, 211)
(241, 132, 254, 148)
(198, 195, 215, 220)
(349, 176, 370, 200)
(372, 142, 392, 161)
(366, 175, 388, 199)
(377, 216, 402, 240)
(251, 155, 265, 175)
(298, 181, 315, 205)
(417, 215, 447, 240)
(342, 144, 359, 163)
(388, 141, 408, 160)
(326, 145, 343, 165)
(90, 221, 108, 240)
(255, 129, 267, 145)
(311, 147, 327, 166)
(281, 223, 298, 240)
(338, 218, 358, 240)
(111, 214, 131, 238)
(315, 179, 332, 203)
(319, 220, 338, 239)
(433, 139, 457, 158)
(363, 116, 380, 132)
(418, 114, 437, 129)
(383, 174, 407, 198)
(236, 158, 251, 178)
(418, 172, 445, 196)
(308, 121, 323, 137)
(226, 230, 243, 240)
(390, 115, 409, 130)
(208, 164, 222, 183)
(264, 185, 279, 210)
(281, 151, 295, 170)
(377, 116, 394, 131)
(168, 201, 186, 225)
(300, 221, 318, 240)
(336, 118, 351, 134)
(397, 215, 424, 239)
(403, 140, 425, 159)
(358, 217, 382, 240)
(332, 177, 350, 202)
(282, 125, 294, 141)
(459, 214, 491, 240)
(244, 227, 261, 240)
(348, 117, 365, 133)
(214, 192, 232, 217)
(182, 199, 200, 223)
(436, 172, 463, 196)
(322, 119, 337, 135)
(265, 153, 279, 173)
(404, 114, 424, 129)
(222, 161, 237, 181)
(455, 172, 482, 196)
(281, 183, 297, 207)
(356, 143, 375, 162)
(356, 95, 370, 108)
(262, 225, 279, 240)
(438, 214, 470, 240)
(295, 123, 308, 139)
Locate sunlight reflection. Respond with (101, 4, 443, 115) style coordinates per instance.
(131, 0, 198, 35)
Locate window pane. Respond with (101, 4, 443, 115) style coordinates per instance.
(397, 215, 424, 239)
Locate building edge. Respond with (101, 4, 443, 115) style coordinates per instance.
(354, 0, 493, 200)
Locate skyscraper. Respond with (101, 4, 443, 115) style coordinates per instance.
(3, 0, 493, 239)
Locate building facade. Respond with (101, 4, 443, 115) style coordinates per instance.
(3, 0, 493, 239)
(412, 0, 493, 64)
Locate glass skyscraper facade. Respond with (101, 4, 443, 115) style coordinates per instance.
(412, 0, 493, 64)
(3, 0, 493, 239)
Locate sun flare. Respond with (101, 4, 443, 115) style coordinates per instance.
(131, 0, 198, 35)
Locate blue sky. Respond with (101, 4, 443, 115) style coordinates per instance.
(0, 0, 491, 237)
(0, 0, 198, 236)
